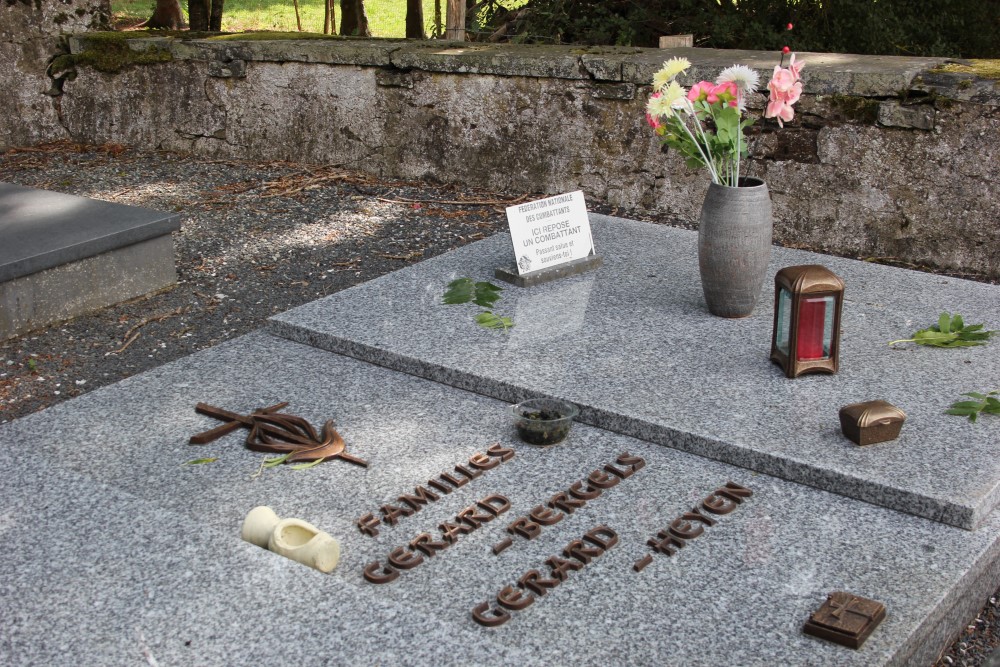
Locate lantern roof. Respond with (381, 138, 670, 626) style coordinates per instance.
(775, 264, 845, 293)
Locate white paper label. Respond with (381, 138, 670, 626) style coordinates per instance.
(505, 191, 594, 275)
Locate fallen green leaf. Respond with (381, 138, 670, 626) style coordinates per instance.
(947, 390, 1000, 423)
(472, 281, 503, 308)
(475, 311, 514, 331)
(442, 278, 475, 304)
(183, 457, 218, 465)
(262, 453, 292, 468)
(889, 312, 997, 348)
(444, 277, 514, 331)
(289, 457, 326, 470)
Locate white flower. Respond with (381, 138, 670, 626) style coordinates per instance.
(716, 64, 760, 110)
(652, 57, 691, 91)
(716, 64, 760, 93)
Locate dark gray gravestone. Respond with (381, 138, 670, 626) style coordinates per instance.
(0, 182, 181, 338)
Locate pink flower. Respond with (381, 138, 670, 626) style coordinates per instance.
(788, 53, 805, 80)
(715, 81, 737, 97)
(769, 66, 797, 93)
(765, 99, 796, 126)
(686, 81, 708, 102)
(765, 56, 805, 127)
(689, 81, 738, 106)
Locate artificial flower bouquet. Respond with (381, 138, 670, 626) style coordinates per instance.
(645, 54, 805, 187)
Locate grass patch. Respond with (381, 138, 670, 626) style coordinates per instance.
(116, 0, 456, 37)
(114, 0, 528, 37)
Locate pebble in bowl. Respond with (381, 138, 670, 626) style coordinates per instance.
(510, 398, 580, 446)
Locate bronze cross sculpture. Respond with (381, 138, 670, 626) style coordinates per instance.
(189, 402, 368, 467)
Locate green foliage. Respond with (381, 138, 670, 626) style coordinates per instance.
(946, 391, 1000, 423)
(658, 95, 753, 184)
(442, 278, 503, 308)
(443, 278, 515, 331)
(489, 0, 1000, 58)
(889, 312, 997, 348)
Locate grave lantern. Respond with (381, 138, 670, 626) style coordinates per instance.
(770, 265, 844, 378)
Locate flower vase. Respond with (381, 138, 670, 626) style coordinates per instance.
(697, 177, 773, 318)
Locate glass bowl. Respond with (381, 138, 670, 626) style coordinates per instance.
(510, 398, 579, 446)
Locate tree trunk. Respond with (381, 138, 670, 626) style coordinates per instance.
(340, 0, 371, 37)
(406, 0, 425, 39)
(145, 0, 186, 29)
(209, 0, 224, 31)
(189, 0, 209, 31)
(445, 0, 465, 40)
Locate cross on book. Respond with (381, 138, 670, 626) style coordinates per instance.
(803, 591, 886, 649)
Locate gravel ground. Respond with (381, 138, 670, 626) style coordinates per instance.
(0, 142, 997, 666)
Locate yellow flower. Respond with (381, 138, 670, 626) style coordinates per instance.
(652, 57, 691, 90)
(646, 83, 684, 118)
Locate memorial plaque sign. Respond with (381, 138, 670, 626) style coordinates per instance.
(503, 192, 596, 279)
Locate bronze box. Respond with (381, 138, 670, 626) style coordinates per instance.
(839, 400, 906, 446)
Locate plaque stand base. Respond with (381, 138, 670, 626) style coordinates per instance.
(494, 255, 603, 288)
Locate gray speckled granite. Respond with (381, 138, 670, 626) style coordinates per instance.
(1, 332, 999, 665)
(267, 214, 1000, 530)
(0, 182, 180, 281)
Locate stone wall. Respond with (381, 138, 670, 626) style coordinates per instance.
(3, 18, 998, 279)
(0, 0, 109, 148)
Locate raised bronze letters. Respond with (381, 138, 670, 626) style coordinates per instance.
(363, 561, 400, 584)
(492, 537, 514, 555)
(502, 453, 644, 549)
(633, 555, 653, 572)
(471, 602, 511, 627)
(357, 443, 515, 536)
(473, 525, 618, 627)
(639, 481, 752, 569)
(364, 493, 512, 584)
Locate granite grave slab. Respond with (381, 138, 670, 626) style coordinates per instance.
(0, 182, 180, 338)
(267, 215, 1000, 530)
(1, 332, 998, 665)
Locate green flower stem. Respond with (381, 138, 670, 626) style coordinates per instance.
(887, 338, 916, 346)
(673, 103, 718, 184)
(689, 101, 720, 184)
